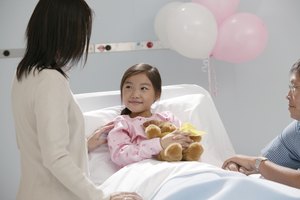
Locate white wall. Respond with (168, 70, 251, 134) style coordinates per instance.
(225, 0, 299, 154)
(1, 0, 300, 199)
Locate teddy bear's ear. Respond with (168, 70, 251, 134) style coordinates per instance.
(145, 124, 161, 139)
(159, 122, 177, 131)
(143, 120, 161, 128)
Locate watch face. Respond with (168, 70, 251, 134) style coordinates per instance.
(255, 157, 268, 173)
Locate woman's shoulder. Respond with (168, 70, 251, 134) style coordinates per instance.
(29, 69, 70, 97)
(34, 69, 68, 89)
(38, 69, 67, 82)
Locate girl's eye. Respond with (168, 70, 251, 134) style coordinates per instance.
(125, 85, 131, 89)
(141, 87, 148, 91)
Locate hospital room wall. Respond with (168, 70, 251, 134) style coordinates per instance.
(0, 0, 300, 199)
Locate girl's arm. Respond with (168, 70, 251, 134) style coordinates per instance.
(87, 122, 114, 153)
(107, 119, 162, 167)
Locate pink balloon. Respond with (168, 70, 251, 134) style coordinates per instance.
(192, 0, 240, 25)
(212, 13, 268, 64)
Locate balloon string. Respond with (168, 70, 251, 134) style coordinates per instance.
(202, 58, 217, 97)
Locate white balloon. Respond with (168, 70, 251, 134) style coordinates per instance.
(154, 2, 183, 48)
(166, 3, 218, 59)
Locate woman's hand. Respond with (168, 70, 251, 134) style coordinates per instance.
(87, 122, 114, 153)
(160, 130, 193, 149)
(110, 192, 143, 200)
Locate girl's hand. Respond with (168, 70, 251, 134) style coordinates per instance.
(160, 130, 193, 149)
(87, 122, 114, 153)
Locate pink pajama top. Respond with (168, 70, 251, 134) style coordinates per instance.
(107, 111, 180, 167)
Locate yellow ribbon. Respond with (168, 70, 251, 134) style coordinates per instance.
(180, 122, 206, 136)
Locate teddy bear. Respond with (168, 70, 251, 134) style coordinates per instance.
(143, 120, 205, 162)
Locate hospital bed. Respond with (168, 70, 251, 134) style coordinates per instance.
(75, 84, 300, 200)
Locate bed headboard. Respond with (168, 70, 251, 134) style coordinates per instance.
(74, 84, 211, 112)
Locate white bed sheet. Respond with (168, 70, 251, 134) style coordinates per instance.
(99, 159, 300, 200)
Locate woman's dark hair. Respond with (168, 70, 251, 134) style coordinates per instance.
(16, 0, 93, 80)
(290, 59, 300, 76)
(120, 63, 162, 115)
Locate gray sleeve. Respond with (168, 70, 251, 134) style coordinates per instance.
(261, 120, 300, 169)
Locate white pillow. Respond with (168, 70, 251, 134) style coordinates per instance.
(84, 106, 122, 138)
(84, 106, 122, 185)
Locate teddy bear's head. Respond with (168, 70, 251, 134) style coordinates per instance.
(143, 120, 177, 139)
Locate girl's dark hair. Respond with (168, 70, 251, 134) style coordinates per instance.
(120, 63, 162, 115)
(290, 59, 300, 76)
(16, 0, 93, 80)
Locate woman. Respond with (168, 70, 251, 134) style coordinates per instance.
(222, 59, 300, 189)
(11, 0, 142, 199)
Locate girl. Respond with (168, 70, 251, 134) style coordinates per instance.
(107, 63, 193, 167)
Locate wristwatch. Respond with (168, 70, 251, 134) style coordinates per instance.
(255, 157, 268, 173)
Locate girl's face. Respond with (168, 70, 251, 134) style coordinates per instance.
(287, 72, 300, 120)
(122, 73, 157, 118)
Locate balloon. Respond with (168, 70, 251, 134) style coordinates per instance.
(192, 0, 240, 25)
(154, 2, 182, 48)
(212, 13, 268, 63)
(166, 3, 218, 59)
